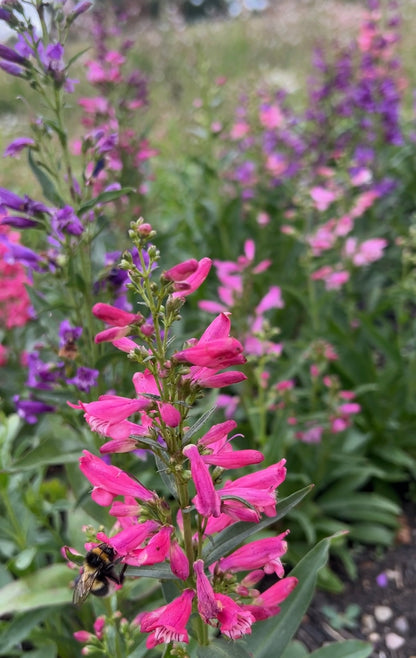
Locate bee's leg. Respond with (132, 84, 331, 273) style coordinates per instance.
(118, 563, 127, 585)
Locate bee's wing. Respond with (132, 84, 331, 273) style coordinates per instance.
(72, 568, 99, 607)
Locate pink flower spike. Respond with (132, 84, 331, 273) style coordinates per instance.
(92, 302, 142, 326)
(183, 444, 221, 518)
(79, 450, 156, 501)
(139, 589, 195, 648)
(216, 531, 289, 577)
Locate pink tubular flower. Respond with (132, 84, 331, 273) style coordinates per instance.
(79, 450, 156, 502)
(255, 286, 284, 314)
(193, 560, 255, 639)
(138, 588, 195, 648)
(198, 420, 264, 469)
(244, 576, 298, 621)
(107, 521, 159, 555)
(215, 531, 289, 577)
(127, 525, 173, 566)
(163, 259, 198, 281)
(183, 444, 221, 518)
(170, 257, 212, 299)
(92, 302, 143, 326)
(310, 186, 337, 211)
(69, 394, 150, 440)
(174, 336, 245, 368)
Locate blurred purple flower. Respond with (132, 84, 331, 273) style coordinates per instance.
(67, 366, 99, 393)
(13, 396, 55, 424)
(52, 205, 84, 237)
(59, 320, 83, 348)
(3, 137, 35, 158)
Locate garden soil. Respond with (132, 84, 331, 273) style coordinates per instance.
(296, 503, 416, 657)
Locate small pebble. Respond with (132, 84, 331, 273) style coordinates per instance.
(395, 616, 409, 633)
(385, 632, 405, 650)
(362, 614, 376, 633)
(369, 632, 381, 643)
(374, 605, 393, 623)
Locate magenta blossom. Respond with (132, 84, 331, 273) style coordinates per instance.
(138, 589, 195, 648)
(79, 450, 156, 502)
(183, 444, 221, 518)
(215, 531, 289, 577)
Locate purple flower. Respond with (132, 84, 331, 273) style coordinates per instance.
(0, 237, 43, 270)
(0, 61, 25, 77)
(0, 188, 49, 215)
(72, 2, 93, 19)
(3, 137, 35, 158)
(52, 205, 84, 237)
(67, 367, 99, 393)
(0, 43, 29, 66)
(13, 396, 55, 424)
(26, 351, 65, 390)
(0, 215, 38, 228)
(59, 320, 83, 348)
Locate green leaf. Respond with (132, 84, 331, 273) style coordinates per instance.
(202, 486, 313, 565)
(0, 564, 72, 614)
(280, 641, 309, 658)
(197, 638, 252, 657)
(78, 187, 135, 214)
(309, 640, 372, 658)
(0, 609, 49, 653)
(246, 534, 339, 657)
(126, 564, 178, 579)
(8, 439, 82, 471)
(27, 149, 63, 206)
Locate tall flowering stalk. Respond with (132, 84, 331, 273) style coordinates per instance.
(68, 218, 304, 655)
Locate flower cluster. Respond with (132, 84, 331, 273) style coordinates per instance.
(70, 220, 298, 651)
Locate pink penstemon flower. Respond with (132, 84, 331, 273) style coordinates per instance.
(137, 588, 195, 648)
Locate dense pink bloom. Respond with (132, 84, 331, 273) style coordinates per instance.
(215, 531, 289, 577)
(138, 589, 195, 648)
(310, 186, 337, 211)
(79, 450, 156, 502)
(183, 444, 221, 518)
(344, 237, 387, 266)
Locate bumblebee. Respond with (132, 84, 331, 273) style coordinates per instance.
(73, 543, 127, 607)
